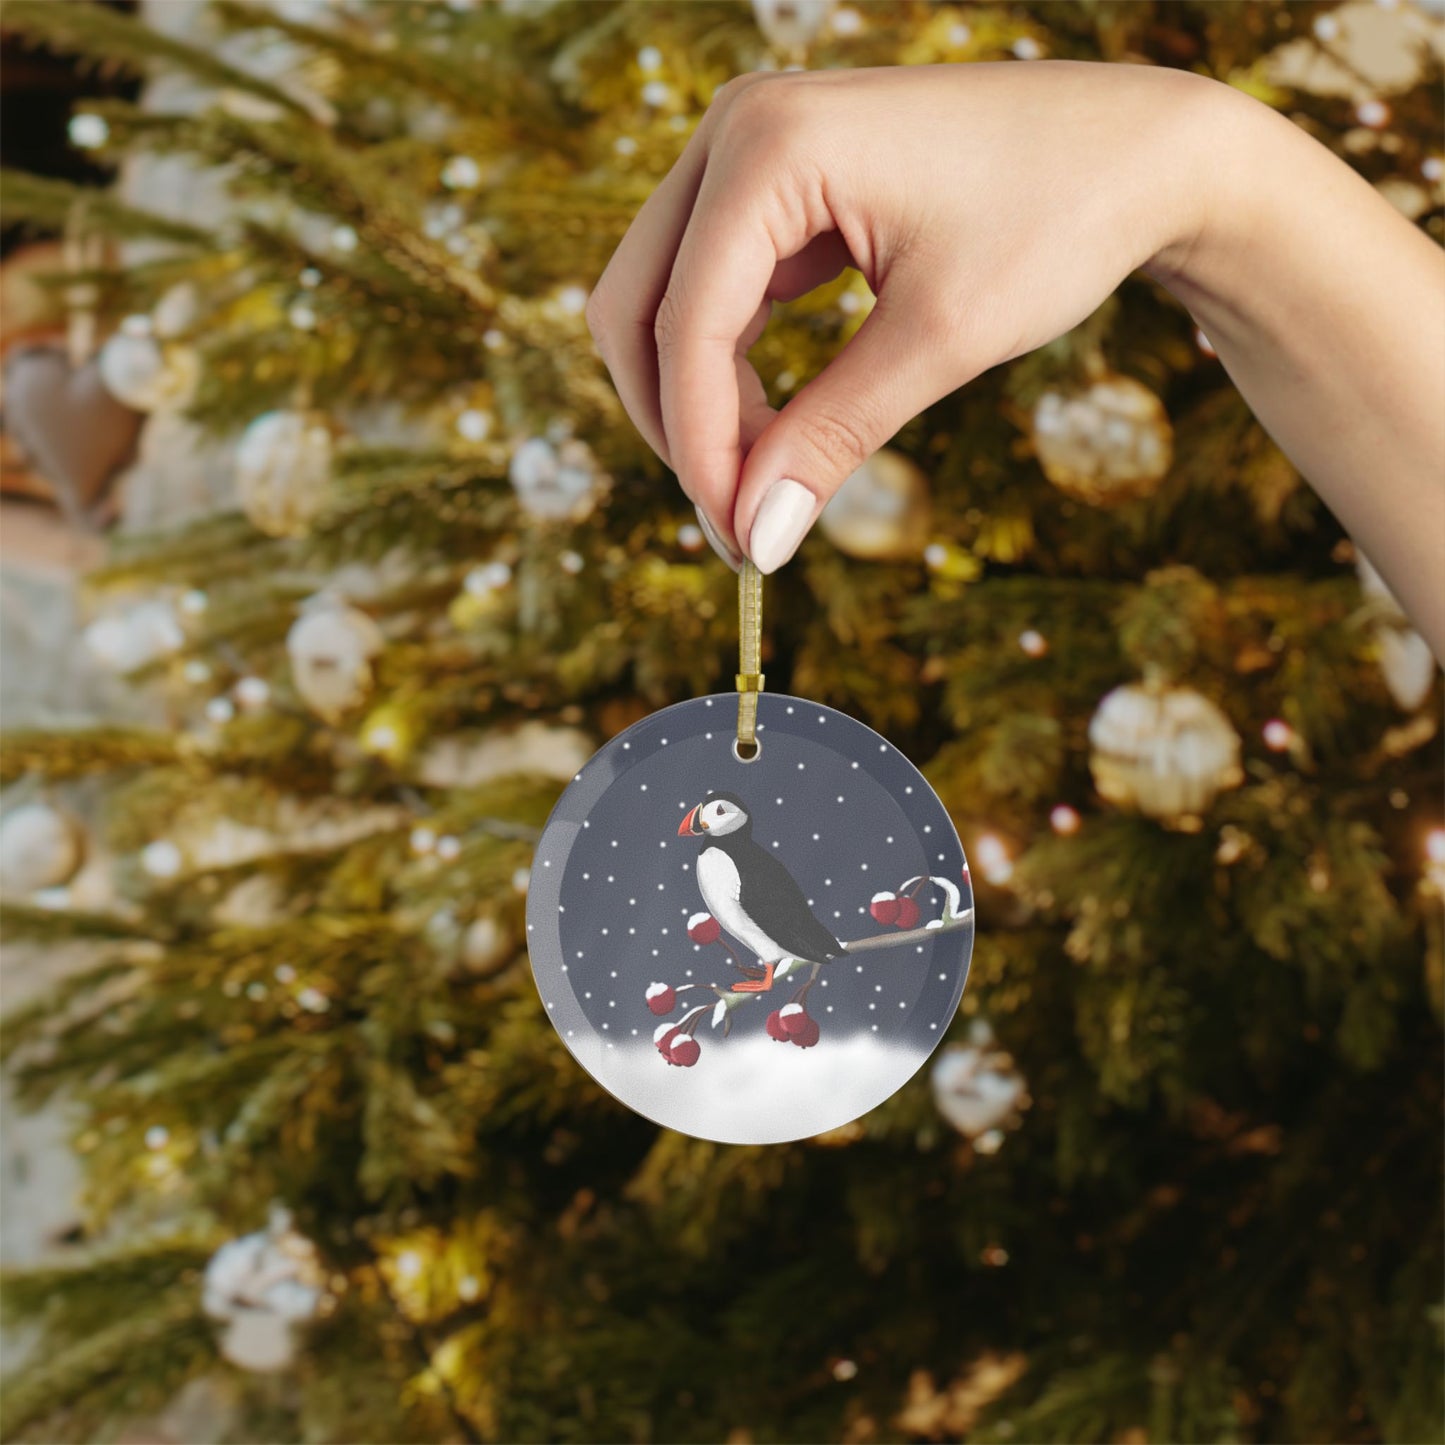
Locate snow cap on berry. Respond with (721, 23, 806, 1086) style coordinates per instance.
(645, 981, 677, 1015)
(687, 911, 720, 944)
(779, 1003, 810, 1036)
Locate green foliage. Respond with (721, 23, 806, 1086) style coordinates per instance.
(1, 1, 1440, 1442)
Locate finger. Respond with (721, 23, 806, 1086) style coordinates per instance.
(586, 74, 773, 472)
(692, 311, 777, 570)
(768, 231, 854, 303)
(585, 143, 710, 469)
(657, 162, 811, 546)
(735, 278, 970, 574)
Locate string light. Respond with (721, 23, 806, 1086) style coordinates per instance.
(1018, 629, 1049, 658)
(68, 113, 109, 149)
(456, 408, 492, 442)
(441, 155, 482, 190)
(234, 676, 270, 710)
(975, 833, 1014, 885)
(1262, 719, 1294, 752)
(410, 827, 437, 856)
(1355, 99, 1390, 129)
(141, 840, 183, 879)
(465, 562, 511, 595)
(1049, 804, 1081, 836)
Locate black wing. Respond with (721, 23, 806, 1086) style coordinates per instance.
(735, 840, 842, 961)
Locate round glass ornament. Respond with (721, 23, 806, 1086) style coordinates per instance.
(527, 693, 974, 1145)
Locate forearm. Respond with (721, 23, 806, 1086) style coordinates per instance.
(1144, 81, 1445, 659)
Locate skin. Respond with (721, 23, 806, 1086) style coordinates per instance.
(586, 62, 1445, 658)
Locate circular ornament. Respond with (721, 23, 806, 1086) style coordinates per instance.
(236, 410, 335, 538)
(1032, 373, 1172, 505)
(527, 694, 974, 1145)
(818, 447, 932, 562)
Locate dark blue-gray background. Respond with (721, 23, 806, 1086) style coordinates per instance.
(529, 694, 974, 1066)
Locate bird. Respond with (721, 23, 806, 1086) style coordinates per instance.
(676, 791, 842, 992)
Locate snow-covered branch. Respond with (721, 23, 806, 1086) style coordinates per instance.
(644, 872, 971, 1066)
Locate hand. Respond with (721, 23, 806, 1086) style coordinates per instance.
(586, 61, 1222, 572)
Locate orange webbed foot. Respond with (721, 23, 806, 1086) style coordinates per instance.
(729, 961, 777, 994)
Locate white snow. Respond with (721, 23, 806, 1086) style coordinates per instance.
(597, 1031, 931, 1145)
(645, 982, 670, 1001)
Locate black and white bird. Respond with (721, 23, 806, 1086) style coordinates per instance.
(676, 792, 842, 992)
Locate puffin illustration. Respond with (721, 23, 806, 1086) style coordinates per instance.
(677, 791, 842, 992)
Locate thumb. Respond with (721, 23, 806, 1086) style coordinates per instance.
(733, 283, 965, 574)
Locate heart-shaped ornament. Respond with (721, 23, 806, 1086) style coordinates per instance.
(3, 345, 143, 527)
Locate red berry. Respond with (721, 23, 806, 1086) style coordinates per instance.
(645, 982, 676, 1015)
(687, 911, 720, 945)
(779, 1003, 810, 1036)
(894, 897, 920, 929)
(654, 1021, 681, 1057)
(669, 1036, 700, 1067)
(766, 1010, 790, 1042)
(869, 891, 901, 925)
(790, 1017, 821, 1049)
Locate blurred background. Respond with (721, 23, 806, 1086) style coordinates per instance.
(0, 2, 1441, 1442)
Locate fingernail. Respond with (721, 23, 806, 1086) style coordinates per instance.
(695, 505, 742, 571)
(748, 478, 817, 575)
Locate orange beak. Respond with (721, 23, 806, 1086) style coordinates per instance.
(678, 804, 704, 836)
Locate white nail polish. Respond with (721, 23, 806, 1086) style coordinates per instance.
(694, 506, 741, 571)
(748, 478, 817, 575)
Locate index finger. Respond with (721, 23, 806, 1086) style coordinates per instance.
(656, 159, 797, 546)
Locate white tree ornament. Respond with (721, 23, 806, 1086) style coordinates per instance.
(97, 331, 199, 413)
(286, 597, 384, 722)
(508, 435, 604, 521)
(1356, 553, 1437, 711)
(83, 599, 185, 674)
(203, 1207, 326, 1373)
(818, 448, 932, 562)
(1088, 681, 1243, 824)
(930, 1020, 1030, 1142)
(461, 915, 512, 975)
(1032, 373, 1173, 505)
(752, 0, 835, 54)
(236, 410, 335, 537)
(0, 803, 85, 894)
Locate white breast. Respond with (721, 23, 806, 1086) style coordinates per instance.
(696, 846, 788, 962)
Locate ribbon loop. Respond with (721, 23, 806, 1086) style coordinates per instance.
(736, 560, 763, 754)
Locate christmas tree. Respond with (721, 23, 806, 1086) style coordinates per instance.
(2, 2, 1442, 1441)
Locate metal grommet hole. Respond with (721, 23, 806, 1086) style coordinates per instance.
(732, 737, 761, 764)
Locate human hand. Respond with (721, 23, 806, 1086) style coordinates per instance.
(585, 61, 1225, 572)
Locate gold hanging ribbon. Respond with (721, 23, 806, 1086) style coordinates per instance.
(736, 559, 764, 755)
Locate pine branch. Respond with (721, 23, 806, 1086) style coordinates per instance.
(2, 0, 309, 117)
(0, 727, 179, 784)
(0, 170, 212, 248)
(211, 0, 574, 150)
(0, 1277, 213, 1441)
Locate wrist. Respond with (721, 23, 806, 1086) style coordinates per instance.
(1140, 73, 1267, 293)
